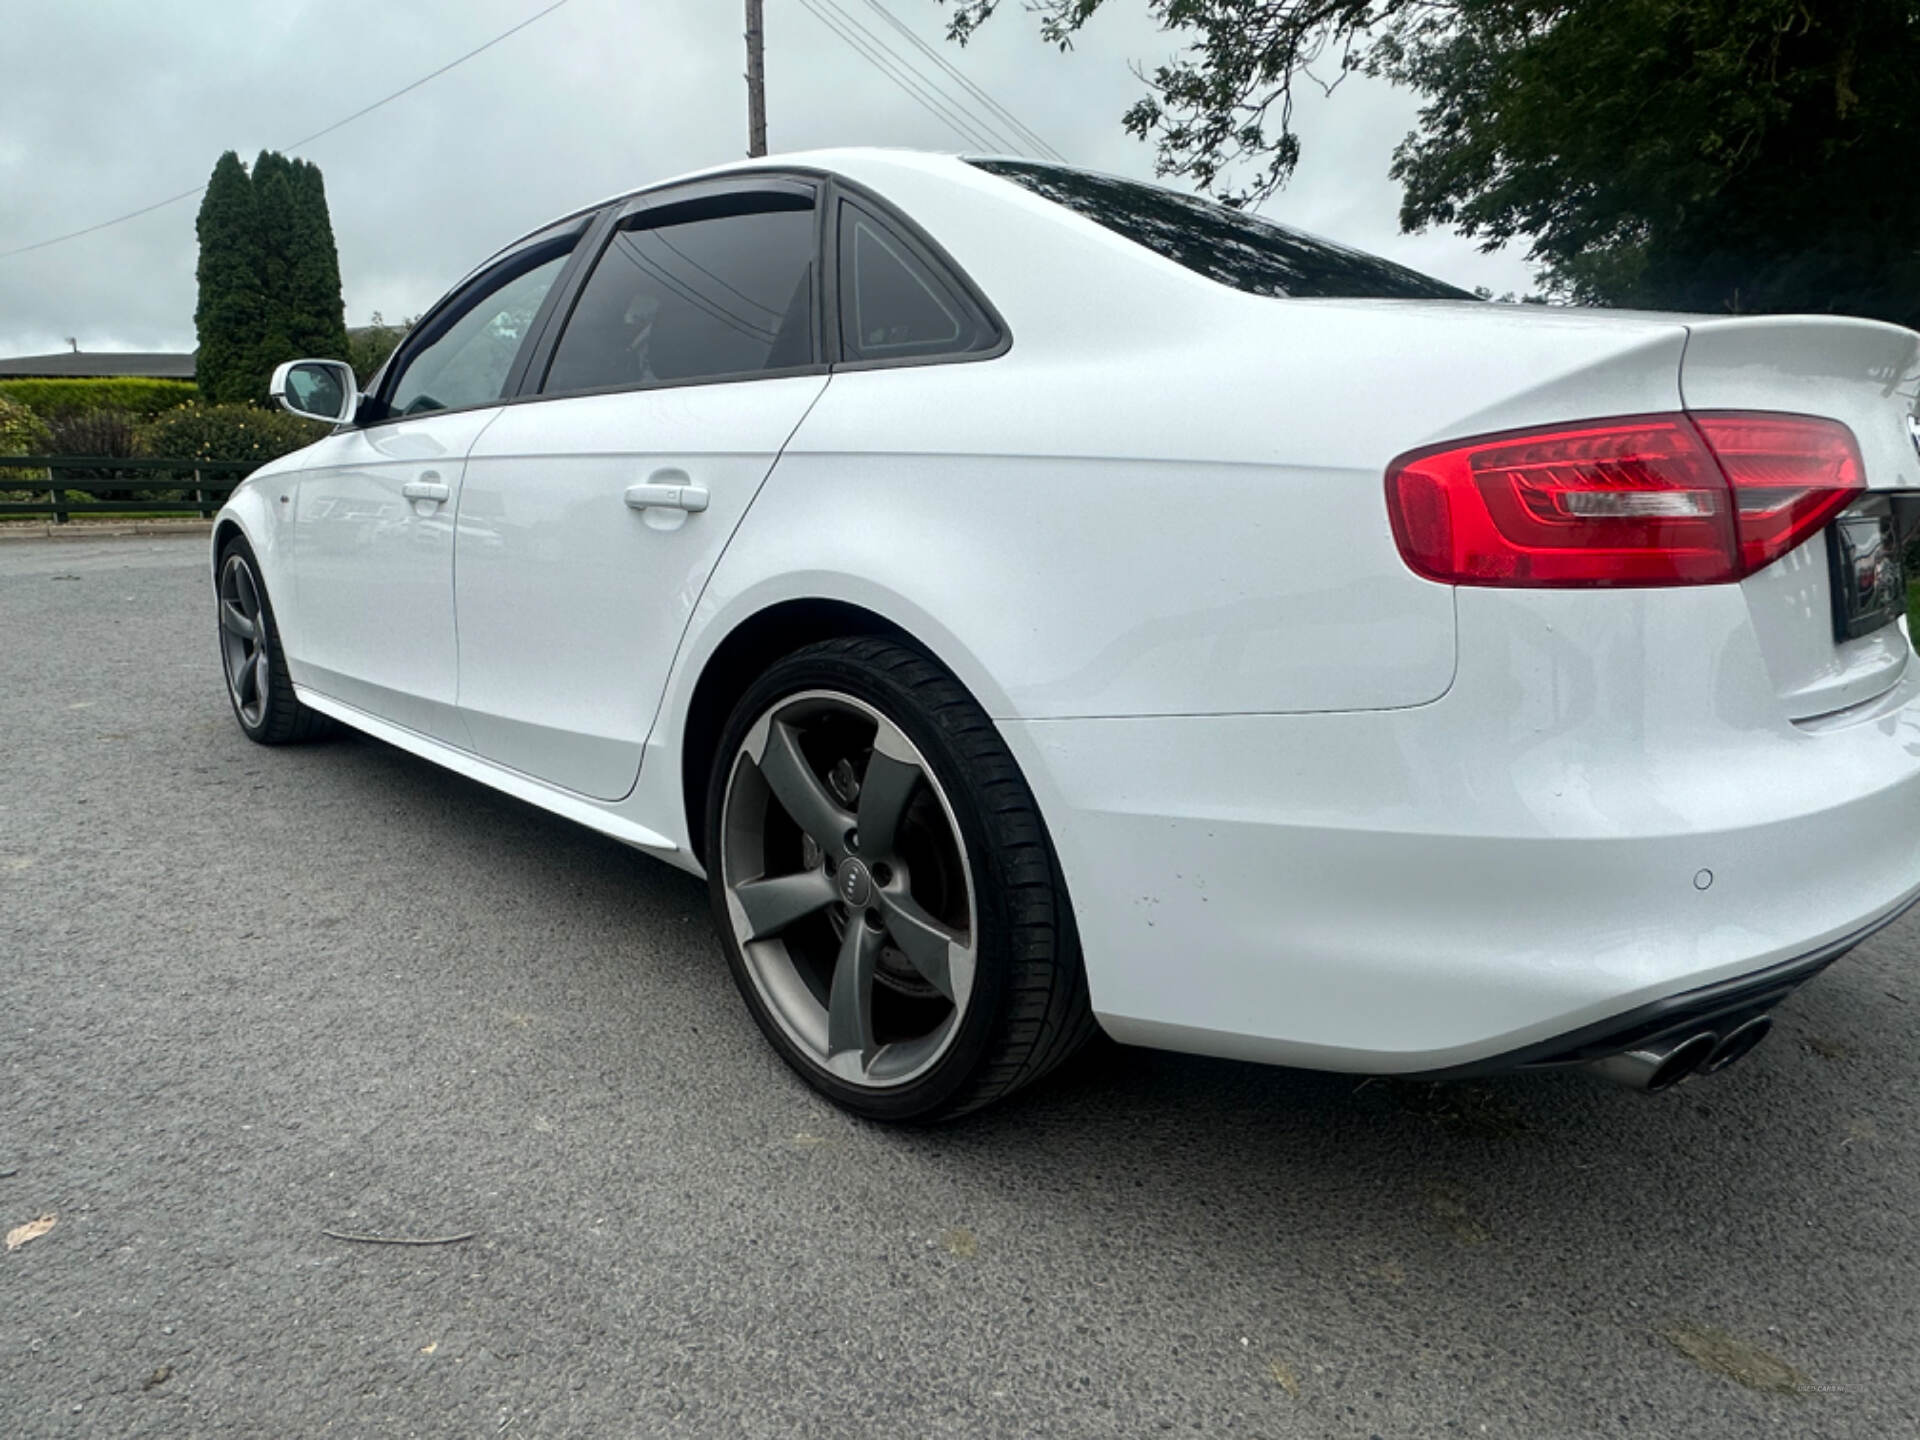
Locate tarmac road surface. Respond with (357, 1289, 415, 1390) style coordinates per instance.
(3, 534, 1918, 1437)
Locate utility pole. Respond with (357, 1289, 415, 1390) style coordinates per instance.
(745, 0, 767, 158)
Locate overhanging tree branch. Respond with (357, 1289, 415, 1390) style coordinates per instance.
(941, 0, 1454, 204)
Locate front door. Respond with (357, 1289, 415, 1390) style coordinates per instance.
(290, 238, 579, 744)
(454, 184, 826, 799)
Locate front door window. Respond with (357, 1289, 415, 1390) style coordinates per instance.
(385, 251, 571, 417)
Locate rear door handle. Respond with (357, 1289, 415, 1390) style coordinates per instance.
(401, 477, 450, 503)
(624, 482, 709, 514)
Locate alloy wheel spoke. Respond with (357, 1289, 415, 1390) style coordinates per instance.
(732, 867, 838, 941)
(221, 601, 256, 641)
(878, 890, 973, 1004)
(722, 689, 980, 1093)
(856, 726, 923, 860)
(249, 650, 269, 707)
(755, 719, 853, 858)
(825, 917, 885, 1072)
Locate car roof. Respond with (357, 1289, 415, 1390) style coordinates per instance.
(534, 149, 981, 240)
(609, 146, 977, 209)
(461, 148, 992, 282)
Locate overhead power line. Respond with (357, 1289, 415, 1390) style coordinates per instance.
(799, 0, 1000, 151)
(855, 0, 1066, 163)
(280, 0, 572, 153)
(0, 0, 574, 262)
(798, 0, 1019, 155)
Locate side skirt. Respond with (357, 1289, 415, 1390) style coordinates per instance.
(294, 686, 680, 857)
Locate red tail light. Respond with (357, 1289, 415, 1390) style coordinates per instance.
(1385, 411, 1863, 586)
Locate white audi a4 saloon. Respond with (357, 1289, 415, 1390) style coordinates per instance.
(217, 148, 1920, 1120)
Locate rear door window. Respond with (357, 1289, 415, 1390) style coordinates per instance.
(543, 197, 817, 394)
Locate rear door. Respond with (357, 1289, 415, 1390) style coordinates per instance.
(453, 179, 828, 799)
(290, 223, 585, 743)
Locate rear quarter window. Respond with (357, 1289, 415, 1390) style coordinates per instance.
(970, 158, 1473, 302)
(836, 199, 998, 363)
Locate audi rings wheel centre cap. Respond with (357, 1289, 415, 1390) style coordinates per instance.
(838, 857, 874, 908)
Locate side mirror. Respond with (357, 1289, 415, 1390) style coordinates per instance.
(270, 359, 359, 426)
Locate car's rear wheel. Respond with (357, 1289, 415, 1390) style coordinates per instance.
(706, 637, 1094, 1121)
(217, 536, 332, 745)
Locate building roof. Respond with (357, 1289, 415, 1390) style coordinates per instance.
(0, 351, 195, 380)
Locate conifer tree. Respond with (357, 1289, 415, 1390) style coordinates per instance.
(288, 159, 351, 362)
(192, 149, 352, 404)
(250, 151, 300, 391)
(192, 151, 266, 405)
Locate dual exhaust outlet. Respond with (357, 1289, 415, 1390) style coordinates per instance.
(1586, 1014, 1775, 1093)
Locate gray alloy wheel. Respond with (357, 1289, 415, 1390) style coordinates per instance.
(214, 536, 332, 745)
(718, 688, 979, 1089)
(218, 550, 271, 730)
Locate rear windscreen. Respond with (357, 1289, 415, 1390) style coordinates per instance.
(970, 158, 1474, 302)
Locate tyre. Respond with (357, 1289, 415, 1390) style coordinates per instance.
(706, 636, 1095, 1121)
(216, 535, 333, 745)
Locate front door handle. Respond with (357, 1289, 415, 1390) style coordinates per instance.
(402, 477, 450, 503)
(624, 482, 709, 514)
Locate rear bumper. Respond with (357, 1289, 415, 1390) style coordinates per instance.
(1410, 883, 1920, 1077)
(1000, 585, 1920, 1074)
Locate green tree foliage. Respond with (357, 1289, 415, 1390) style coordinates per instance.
(944, 0, 1920, 322)
(289, 160, 351, 362)
(1388, 1, 1920, 321)
(0, 395, 50, 454)
(192, 149, 352, 405)
(0, 394, 52, 483)
(250, 151, 300, 392)
(945, 0, 1408, 202)
(194, 150, 266, 405)
(348, 312, 414, 387)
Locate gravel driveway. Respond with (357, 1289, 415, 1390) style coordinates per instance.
(3, 533, 1918, 1437)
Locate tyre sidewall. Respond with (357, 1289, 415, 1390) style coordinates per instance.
(217, 536, 275, 740)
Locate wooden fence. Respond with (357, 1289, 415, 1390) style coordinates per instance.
(0, 456, 256, 521)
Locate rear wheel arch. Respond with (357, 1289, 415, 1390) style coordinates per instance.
(681, 599, 915, 867)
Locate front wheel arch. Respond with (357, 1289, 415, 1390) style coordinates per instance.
(213, 531, 333, 744)
(211, 517, 247, 583)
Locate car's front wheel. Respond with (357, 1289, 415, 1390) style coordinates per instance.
(216, 536, 332, 745)
(706, 637, 1093, 1121)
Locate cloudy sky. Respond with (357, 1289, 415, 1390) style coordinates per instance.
(0, 0, 1536, 358)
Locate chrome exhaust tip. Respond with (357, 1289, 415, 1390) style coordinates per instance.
(1586, 1031, 1718, 1093)
(1698, 1014, 1773, 1075)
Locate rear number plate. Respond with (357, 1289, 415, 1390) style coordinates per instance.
(1827, 499, 1905, 642)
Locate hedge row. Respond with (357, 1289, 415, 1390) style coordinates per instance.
(2, 395, 324, 473)
(0, 394, 49, 450)
(0, 395, 51, 483)
(134, 403, 327, 464)
(0, 377, 198, 420)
